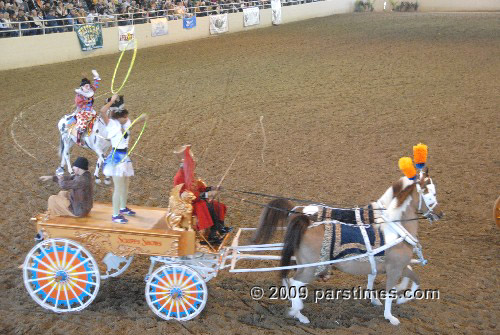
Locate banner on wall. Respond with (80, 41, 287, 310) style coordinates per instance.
(151, 18, 168, 37)
(243, 7, 260, 27)
(183, 16, 197, 29)
(118, 25, 136, 51)
(271, 0, 282, 25)
(75, 23, 103, 51)
(209, 13, 228, 35)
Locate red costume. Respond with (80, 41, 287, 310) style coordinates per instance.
(173, 147, 226, 231)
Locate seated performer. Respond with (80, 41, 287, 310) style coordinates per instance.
(39, 157, 93, 217)
(172, 145, 230, 244)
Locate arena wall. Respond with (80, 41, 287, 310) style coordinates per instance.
(374, 0, 500, 12)
(2, 0, 498, 71)
(0, 1, 354, 71)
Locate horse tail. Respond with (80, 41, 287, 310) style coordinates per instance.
(280, 214, 311, 279)
(252, 198, 295, 244)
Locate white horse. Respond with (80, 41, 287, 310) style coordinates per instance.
(57, 113, 111, 184)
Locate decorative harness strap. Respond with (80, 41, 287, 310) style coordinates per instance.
(355, 207, 378, 275)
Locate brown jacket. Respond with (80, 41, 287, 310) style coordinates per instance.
(53, 171, 93, 217)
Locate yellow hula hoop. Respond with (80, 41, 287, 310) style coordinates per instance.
(110, 113, 147, 164)
(111, 39, 138, 95)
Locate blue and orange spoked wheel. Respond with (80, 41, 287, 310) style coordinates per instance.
(23, 239, 100, 313)
(145, 265, 208, 321)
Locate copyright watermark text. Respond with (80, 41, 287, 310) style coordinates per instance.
(250, 285, 440, 302)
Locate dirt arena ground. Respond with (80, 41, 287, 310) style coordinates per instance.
(0, 12, 499, 335)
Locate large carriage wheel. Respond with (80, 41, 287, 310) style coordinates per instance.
(23, 238, 100, 313)
(145, 264, 208, 321)
(101, 253, 134, 279)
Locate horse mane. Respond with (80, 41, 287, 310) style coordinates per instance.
(392, 178, 416, 207)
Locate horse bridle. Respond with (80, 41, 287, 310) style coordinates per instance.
(416, 177, 439, 222)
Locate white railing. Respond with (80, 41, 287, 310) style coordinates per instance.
(0, 0, 322, 38)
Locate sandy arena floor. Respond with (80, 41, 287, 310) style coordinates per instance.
(0, 12, 499, 335)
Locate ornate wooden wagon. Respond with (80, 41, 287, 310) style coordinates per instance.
(23, 202, 232, 321)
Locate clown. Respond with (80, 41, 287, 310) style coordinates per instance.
(74, 69, 101, 146)
(172, 145, 231, 244)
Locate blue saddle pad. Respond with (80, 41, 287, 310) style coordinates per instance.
(330, 223, 385, 260)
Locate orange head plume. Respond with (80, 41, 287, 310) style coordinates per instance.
(399, 157, 417, 180)
(413, 143, 428, 169)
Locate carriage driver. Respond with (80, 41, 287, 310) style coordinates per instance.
(40, 157, 93, 217)
(173, 145, 231, 244)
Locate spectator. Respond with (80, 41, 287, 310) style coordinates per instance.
(0, 11, 9, 37)
(77, 8, 86, 24)
(30, 8, 44, 34)
(45, 9, 63, 33)
(117, 6, 129, 25)
(65, 8, 76, 31)
(86, 7, 97, 22)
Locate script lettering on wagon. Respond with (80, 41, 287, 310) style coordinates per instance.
(117, 236, 162, 247)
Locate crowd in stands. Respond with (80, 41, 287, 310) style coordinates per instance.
(0, 0, 312, 37)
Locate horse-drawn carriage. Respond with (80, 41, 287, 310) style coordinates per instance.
(23, 145, 443, 325)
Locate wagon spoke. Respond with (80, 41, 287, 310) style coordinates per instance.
(182, 295, 197, 312)
(70, 270, 98, 276)
(175, 299, 180, 319)
(149, 282, 170, 291)
(33, 279, 55, 294)
(52, 240, 61, 268)
(40, 245, 58, 270)
(179, 272, 196, 289)
(27, 267, 55, 275)
(30, 254, 56, 272)
(151, 294, 170, 305)
(160, 296, 172, 315)
(63, 284, 71, 310)
(29, 275, 55, 282)
(161, 269, 174, 287)
(179, 298, 189, 318)
(42, 283, 57, 304)
(182, 281, 202, 291)
(176, 267, 186, 287)
(69, 277, 97, 286)
(62, 241, 69, 268)
(148, 289, 170, 295)
(155, 272, 171, 289)
(54, 283, 62, 308)
(184, 296, 204, 304)
(67, 282, 84, 307)
(68, 257, 91, 273)
(69, 279, 93, 297)
(65, 246, 83, 271)
(183, 290, 205, 294)
(165, 298, 173, 319)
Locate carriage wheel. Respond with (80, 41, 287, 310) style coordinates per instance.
(145, 264, 208, 321)
(23, 238, 100, 313)
(100, 253, 134, 279)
